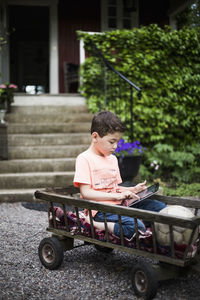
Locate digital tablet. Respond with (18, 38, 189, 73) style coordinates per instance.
(123, 183, 160, 207)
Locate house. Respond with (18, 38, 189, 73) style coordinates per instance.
(0, 0, 195, 202)
(0, 0, 193, 95)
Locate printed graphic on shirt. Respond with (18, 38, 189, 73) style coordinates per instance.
(92, 168, 118, 190)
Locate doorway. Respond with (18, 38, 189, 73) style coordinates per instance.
(9, 5, 49, 93)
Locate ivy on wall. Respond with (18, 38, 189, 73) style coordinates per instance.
(77, 24, 200, 148)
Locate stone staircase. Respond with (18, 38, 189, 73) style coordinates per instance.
(0, 94, 92, 202)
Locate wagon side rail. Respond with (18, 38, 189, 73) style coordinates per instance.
(154, 194, 200, 212)
(35, 189, 200, 267)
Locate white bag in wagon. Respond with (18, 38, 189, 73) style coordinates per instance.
(155, 205, 199, 246)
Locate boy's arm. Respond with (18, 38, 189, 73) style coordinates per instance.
(118, 180, 147, 194)
(80, 184, 139, 202)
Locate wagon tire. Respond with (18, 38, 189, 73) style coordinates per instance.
(94, 244, 114, 253)
(131, 261, 158, 300)
(38, 237, 64, 270)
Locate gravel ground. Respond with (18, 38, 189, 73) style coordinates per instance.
(1, 202, 200, 300)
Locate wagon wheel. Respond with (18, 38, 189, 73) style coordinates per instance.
(130, 261, 158, 300)
(38, 237, 64, 270)
(94, 244, 114, 253)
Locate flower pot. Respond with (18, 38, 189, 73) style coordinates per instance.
(0, 109, 6, 124)
(6, 99, 12, 113)
(0, 87, 15, 113)
(117, 156, 142, 182)
(0, 96, 10, 113)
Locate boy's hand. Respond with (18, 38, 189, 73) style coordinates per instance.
(132, 180, 147, 194)
(117, 190, 139, 201)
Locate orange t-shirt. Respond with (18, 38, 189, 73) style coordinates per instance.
(73, 149, 122, 215)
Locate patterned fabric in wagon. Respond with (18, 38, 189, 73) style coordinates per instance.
(50, 206, 199, 259)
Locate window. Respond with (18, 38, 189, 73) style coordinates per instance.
(101, 0, 138, 31)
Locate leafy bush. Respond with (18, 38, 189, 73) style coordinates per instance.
(140, 143, 200, 184)
(164, 183, 200, 197)
(77, 25, 200, 148)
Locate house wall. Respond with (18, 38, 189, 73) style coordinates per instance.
(58, 0, 101, 93)
(1, 0, 192, 94)
(168, 0, 194, 29)
(139, 0, 170, 27)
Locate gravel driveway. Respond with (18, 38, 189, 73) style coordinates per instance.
(1, 202, 200, 300)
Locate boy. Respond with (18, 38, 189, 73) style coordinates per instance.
(73, 111, 165, 239)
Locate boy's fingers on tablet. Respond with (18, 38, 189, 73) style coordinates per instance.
(131, 193, 140, 200)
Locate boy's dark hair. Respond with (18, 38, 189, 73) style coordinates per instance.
(90, 111, 126, 137)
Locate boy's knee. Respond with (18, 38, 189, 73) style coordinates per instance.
(137, 220, 146, 232)
(144, 199, 166, 212)
(155, 200, 166, 212)
(123, 220, 146, 239)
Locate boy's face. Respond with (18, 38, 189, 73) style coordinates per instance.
(92, 131, 122, 157)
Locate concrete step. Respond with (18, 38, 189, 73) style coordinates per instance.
(0, 94, 91, 202)
(0, 171, 74, 189)
(0, 158, 75, 173)
(8, 133, 90, 146)
(8, 144, 88, 159)
(0, 187, 76, 203)
(13, 94, 86, 106)
(7, 122, 91, 134)
(0, 189, 37, 202)
(10, 105, 88, 114)
(6, 112, 93, 124)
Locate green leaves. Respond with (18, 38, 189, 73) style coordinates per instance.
(141, 143, 200, 185)
(77, 25, 200, 148)
(164, 183, 200, 197)
(78, 26, 200, 189)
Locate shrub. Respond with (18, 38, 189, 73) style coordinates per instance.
(141, 143, 200, 184)
(164, 183, 200, 197)
(77, 25, 200, 149)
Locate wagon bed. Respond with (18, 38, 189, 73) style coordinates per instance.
(34, 186, 200, 299)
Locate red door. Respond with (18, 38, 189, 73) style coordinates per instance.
(58, 0, 101, 93)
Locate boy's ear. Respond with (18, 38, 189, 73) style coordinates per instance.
(91, 132, 99, 142)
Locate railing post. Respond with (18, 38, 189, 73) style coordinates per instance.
(130, 85, 134, 142)
(104, 64, 107, 109)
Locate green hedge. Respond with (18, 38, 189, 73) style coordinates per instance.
(77, 25, 200, 148)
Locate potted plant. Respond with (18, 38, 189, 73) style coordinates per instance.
(114, 139, 146, 182)
(0, 87, 6, 123)
(0, 83, 18, 113)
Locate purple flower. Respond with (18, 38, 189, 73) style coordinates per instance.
(115, 138, 146, 157)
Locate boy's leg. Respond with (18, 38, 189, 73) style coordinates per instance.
(94, 212, 146, 239)
(131, 198, 166, 212)
(130, 198, 166, 228)
(85, 214, 115, 233)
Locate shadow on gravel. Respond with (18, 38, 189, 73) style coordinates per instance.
(21, 202, 48, 212)
(21, 202, 72, 212)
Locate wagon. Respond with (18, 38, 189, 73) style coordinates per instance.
(34, 186, 200, 300)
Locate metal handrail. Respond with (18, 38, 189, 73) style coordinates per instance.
(87, 41, 142, 142)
